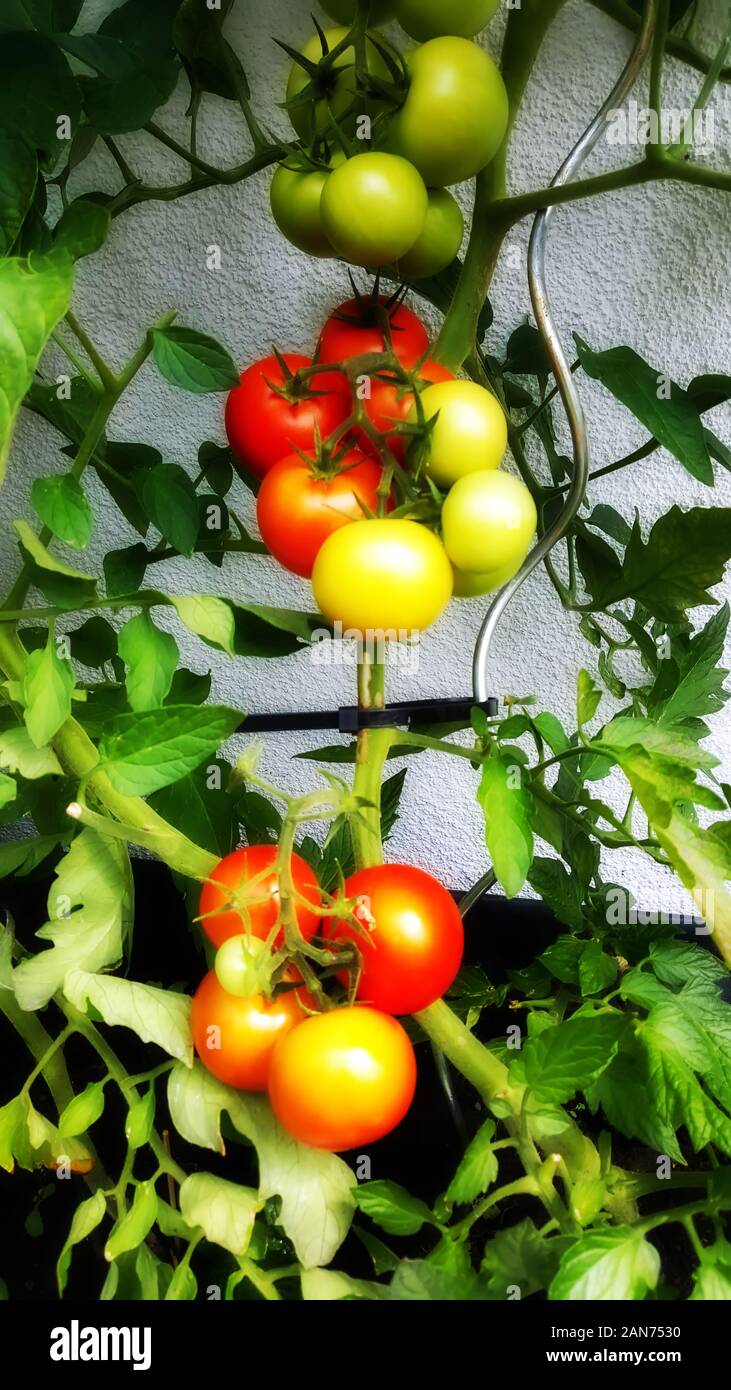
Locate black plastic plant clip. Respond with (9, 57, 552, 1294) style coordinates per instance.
(239, 696, 499, 735)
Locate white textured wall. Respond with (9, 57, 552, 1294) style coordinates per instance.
(3, 0, 731, 904)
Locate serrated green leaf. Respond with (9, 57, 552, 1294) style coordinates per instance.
(12, 829, 132, 1010)
(477, 750, 534, 898)
(152, 326, 239, 394)
(549, 1227, 660, 1301)
(354, 1180, 433, 1236)
(0, 255, 74, 482)
(98, 704, 242, 795)
(446, 1121, 497, 1205)
(577, 668, 601, 727)
(0, 136, 37, 255)
(118, 611, 179, 712)
(23, 633, 75, 747)
(587, 508, 731, 621)
(575, 337, 713, 484)
(64, 969, 193, 1065)
(523, 1014, 625, 1103)
(179, 1172, 258, 1256)
(167, 1061, 356, 1268)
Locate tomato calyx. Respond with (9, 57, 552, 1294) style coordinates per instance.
(263, 345, 344, 405)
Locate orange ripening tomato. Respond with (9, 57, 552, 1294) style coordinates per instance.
(191, 970, 313, 1092)
(362, 358, 454, 460)
(198, 845, 321, 948)
(268, 1006, 417, 1150)
(325, 863, 464, 1013)
(256, 448, 384, 578)
(225, 353, 351, 479)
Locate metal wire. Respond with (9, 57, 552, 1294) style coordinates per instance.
(472, 0, 658, 705)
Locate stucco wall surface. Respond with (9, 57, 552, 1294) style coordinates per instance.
(3, 0, 730, 904)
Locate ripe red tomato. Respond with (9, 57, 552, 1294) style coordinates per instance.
(268, 1006, 417, 1149)
(318, 296, 429, 368)
(191, 970, 312, 1092)
(225, 354, 351, 479)
(257, 447, 384, 578)
(363, 358, 454, 459)
(198, 845, 321, 949)
(325, 863, 464, 1013)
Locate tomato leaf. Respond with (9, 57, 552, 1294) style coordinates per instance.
(140, 463, 199, 556)
(0, 33, 81, 169)
(103, 542, 148, 598)
(53, 197, 110, 261)
(152, 325, 239, 394)
(118, 611, 179, 712)
(354, 1180, 434, 1236)
(64, 969, 193, 1065)
(12, 829, 133, 1011)
(179, 1173, 258, 1256)
(22, 633, 75, 748)
(98, 703, 242, 795)
(477, 749, 534, 898)
(575, 336, 713, 485)
(446, 1121, 497, 1206)
(14, 519, 97, 607)
(30, 475, 93, 548)
(0, 726, 62, 779)
(167, 1061, 356, 1268)
(0, 256, 74, 483)
(0, 135, 37, 255)
(523, 1014, 626, 1103)
(549, 1227, 660, 1301)
(584, 507, 731, 621)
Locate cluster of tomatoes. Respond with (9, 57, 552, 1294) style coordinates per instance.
(225, 291, 537, 632)
(191, 845, 464, 1151)
(271, 1, 506, 276)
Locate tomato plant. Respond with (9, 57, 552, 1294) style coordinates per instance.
(1, 0, 731, 1321)
(326, 864, 464, 1013)
(268, 1006, 417, 1150)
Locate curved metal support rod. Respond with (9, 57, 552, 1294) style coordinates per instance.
(472, 0, 657, 705)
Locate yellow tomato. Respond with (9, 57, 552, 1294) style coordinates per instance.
(451, 555, 525, 597)
(311, 518, 453, 634)
(413, 380, 507, 486)
(441, 470, 537, 574)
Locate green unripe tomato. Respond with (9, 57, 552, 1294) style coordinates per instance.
(414, 379, 507, 486)
(396, 0, 499, 41)
(215, 934, 270, 998)
(442, 470, 538, 574)
(321, 152, 428, 267)
(396, 187, 464, 278)
(286, 27, 393, 139)
(384, 37, 508, 186)
(270, 163, 334, 257)
(321, 0, 395, 21)
(451, 555, 524, 597)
